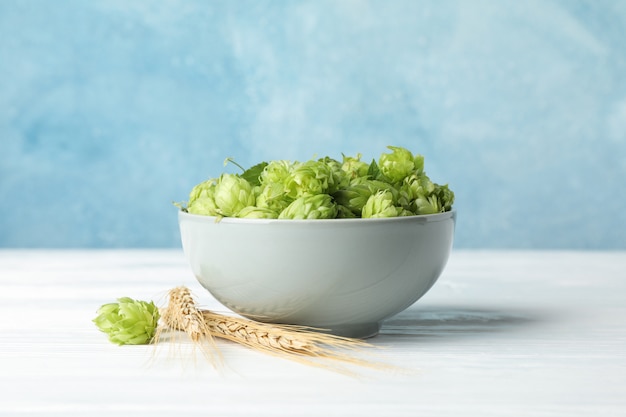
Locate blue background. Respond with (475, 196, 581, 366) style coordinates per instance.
(1, 0, 625, 249)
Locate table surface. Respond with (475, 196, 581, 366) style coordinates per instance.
(1, 249, 624, 416)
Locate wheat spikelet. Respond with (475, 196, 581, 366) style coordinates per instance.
(161, 286, 207, 341)
(202, 310, 369, 357)
(161, 286, 383, 373)
(155, 286, 221, 366)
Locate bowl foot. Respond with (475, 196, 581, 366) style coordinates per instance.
(323, 322, 381, 339)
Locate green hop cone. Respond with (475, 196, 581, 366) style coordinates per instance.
(332, 183, 373, 216)
(434, 183, 455, 212)
(414, 195, 443, 215)
(362, 190, 409, 218)
(237, 206, 279, 219)
(188, 179, 217, 204)
(318, 156, 350, 194)
(278, 194, 338, 219)
(402, 173, 436, 200)
(185, 178, 220, 216)
(93, 297, 160, 345)
(341, 153, 370, 180)
(378, 146, 417, 183)
(259, 159, 294, 185)
(187, 195, 220, 216)
(333, 178, 399, 216)
(255, 182, 293, 214)
(284, 160, 336, 199)
(214, 173, 256, 217)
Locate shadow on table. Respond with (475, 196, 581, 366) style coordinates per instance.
(378, 305, 543, 341)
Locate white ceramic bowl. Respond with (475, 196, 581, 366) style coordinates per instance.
(179, 210, 456, 338)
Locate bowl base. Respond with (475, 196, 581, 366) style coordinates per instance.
(322, 322, 381, 339)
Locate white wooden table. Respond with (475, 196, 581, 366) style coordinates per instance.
(1, 250, 624, 416)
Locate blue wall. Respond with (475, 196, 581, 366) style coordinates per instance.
(1, 0, 625, 249)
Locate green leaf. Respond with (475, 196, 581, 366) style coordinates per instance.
(241, 161, 268, 186)
(367, 159, 380, 180)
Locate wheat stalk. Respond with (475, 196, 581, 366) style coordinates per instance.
(159, 286, 383, 372)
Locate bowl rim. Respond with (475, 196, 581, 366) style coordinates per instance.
(179, 209, 456, 225)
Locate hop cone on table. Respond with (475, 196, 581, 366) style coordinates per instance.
(93, 297, 160, 345)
